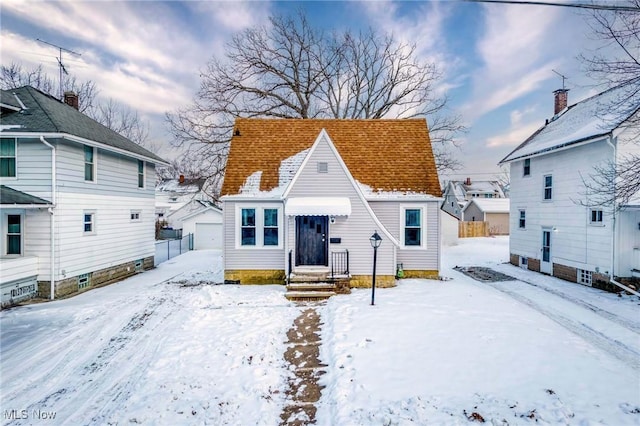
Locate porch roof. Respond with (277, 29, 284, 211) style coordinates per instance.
(0, 185, 52, 207)
(285, 197, 351, 216)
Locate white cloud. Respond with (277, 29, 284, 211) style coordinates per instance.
(486, 120, 542, 148)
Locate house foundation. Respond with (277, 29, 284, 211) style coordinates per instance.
(224, 269, 287, 285)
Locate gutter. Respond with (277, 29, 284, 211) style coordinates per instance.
(39, 136, 56, 301)
(604, 135, 640, 297)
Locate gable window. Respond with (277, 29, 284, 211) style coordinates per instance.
(523, 158, 531, 176)
(519, 210, 526, 229)
(137, 160, 145, 188)
(84, 146, 95, 182)
(590, 209, 603, 225)
(404, 208, 422, 247)
(543, 175, 552, 200)
(317, 162, 328, 173)
(0, 138, 16, 178)
(263, 208, 279, 246)
(241, 208, 256, 245)
(6, 214, 22, 255)
(83, 212, 95, 234)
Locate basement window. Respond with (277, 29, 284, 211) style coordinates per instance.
(78, 273, 92, 290)
(578, 269, 592, 286)
(520, 256, 528, 268)
(135, 259, 144, 272)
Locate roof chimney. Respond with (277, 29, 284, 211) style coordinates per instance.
(553, 89, 568, 115)
(465, 177, 471, 185)
(179, 174, 185, 184)
(64, 91, 79, 110)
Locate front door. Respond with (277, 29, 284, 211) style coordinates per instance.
(541, 229, 552, 274)
(295, 216, 328, 266)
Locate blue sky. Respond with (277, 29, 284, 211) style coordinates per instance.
(0, 1, 613, 181)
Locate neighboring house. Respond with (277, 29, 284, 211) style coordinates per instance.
(440, 209, 459, 246)
(0, 86, 168, 307)
(500, 86, 639, 290)
(441, 178, 506, 219)
(166, 199, 223, 250)
(221, 118, 442, 287)
(462, 198, 510, 235)
(155, 175, 206, 221)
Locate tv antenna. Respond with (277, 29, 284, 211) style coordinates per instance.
(552, 69, 568, 91)
(36, 39, 81, 99)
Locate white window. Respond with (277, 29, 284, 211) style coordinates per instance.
(0, 138, 16, 178)
(578, 269, 592, 286)
(84, 146, 95, 182)
(401, 207, 424, 248)
(543, 175, 552, 200)
(523, 158, 531, 176)
(83, 211, 95, 234)
(590, 209, 603, 225)
(236, 205, 283, 248)
(130, 210, 141, 221)
(137, 160, 145, 188)
(5, 214, 22, 255)
(519, 210, 526, 229)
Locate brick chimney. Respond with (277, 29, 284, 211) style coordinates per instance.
(465, 177, 471, 185)
(553, 89, 568, 115)
(179, 174, 185, 184)
(64, 91, 79, 110)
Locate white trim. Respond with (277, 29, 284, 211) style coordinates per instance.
(399, 205, 427, 249)
(542, 174, 553, 201)
(285, 197, 351, 216)
(0, 137, 17, 179)
(234, 203, 284, 250)
(84, 145, 97, 184)
(282, 129, 400, 247)
(130, 210, 142, 222)
(83, 210, 96, 235)
(0, 102, 21, 112)
(0, 132, 169, 165)
(2, 211, 24, 257)
(137, 160, 145, 189)
(499, 133, 610, 164)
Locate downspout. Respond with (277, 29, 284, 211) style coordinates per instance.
(605, 135, 639, 296)
(39, 136, 56, 300)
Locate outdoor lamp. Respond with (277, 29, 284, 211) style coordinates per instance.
(370, 231, 382, 305)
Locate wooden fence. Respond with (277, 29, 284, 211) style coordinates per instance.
(459, 221, 489, 238)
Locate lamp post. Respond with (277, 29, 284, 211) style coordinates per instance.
(369, 231, 382, 305)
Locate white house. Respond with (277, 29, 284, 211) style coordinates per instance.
(441, 179, 506, 219)
(500, 86, 639, 291)
(155, 176, 206, 221)
(221, 118, 442, 289)
(462, 198, 510, 235)
(0, 86, 168, 307)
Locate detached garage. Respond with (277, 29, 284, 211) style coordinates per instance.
(181, 205, 223, 250)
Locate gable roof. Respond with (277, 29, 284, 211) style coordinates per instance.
(463, 198, 510, 214)
(221, 118, 440, 197)
(500, 85, 639, 163)
(0, 86, 166, 164)
(0, 185, 52, 206)
(445, 180, 504, 201)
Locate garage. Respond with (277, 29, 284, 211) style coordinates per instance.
(194, 223, 223, 250)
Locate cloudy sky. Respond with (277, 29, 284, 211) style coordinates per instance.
(0, 0, 614, 181)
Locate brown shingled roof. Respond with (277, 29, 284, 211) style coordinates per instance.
(221, 118, 441, 196)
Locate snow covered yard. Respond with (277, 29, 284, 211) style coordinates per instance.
(1, 237, 639, 425)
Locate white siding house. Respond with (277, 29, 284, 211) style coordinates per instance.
(441, 179, 506, 219)
(0, 86, 168, 307)
(221, 119, 442, 289)
(500, 86, 639, 291)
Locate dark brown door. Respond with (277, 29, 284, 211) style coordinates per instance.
(295, 216, 328, 266)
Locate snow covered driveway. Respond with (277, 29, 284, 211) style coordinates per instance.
(2, 238, 639, 425)
(1, 252, 300, 425)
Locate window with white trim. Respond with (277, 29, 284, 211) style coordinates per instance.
(543, 175, 552, 200)
(523, 158, 530, 176)
(130, 210, 141, 221)
(137, 160, 145, 188)
(590, 209, 603, 225)
(84, 145, 95, 182)
(78, 273, 92, 289)
(317, 162, 328, 173)
(519, 210, 526, 229)
(241, 208, 256, 245)
(263, 208, 279, 246)
(6, 214, 22, 255)
(403, 208, 422, 247)
(83, 212, 95, 234)
(0, 138, 16, 178)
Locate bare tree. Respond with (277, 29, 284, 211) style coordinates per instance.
(167, 11, 464, 184)
(1, 62, 153, 149)
(580, 1, 640, 206)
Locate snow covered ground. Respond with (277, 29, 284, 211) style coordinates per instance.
(1, 237, 639, 425)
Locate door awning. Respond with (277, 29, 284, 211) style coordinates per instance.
(285, 197, 351, 216)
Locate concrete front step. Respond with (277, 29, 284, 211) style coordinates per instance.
(285, 291, 336, 301)
(287, 283, 336, 292)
